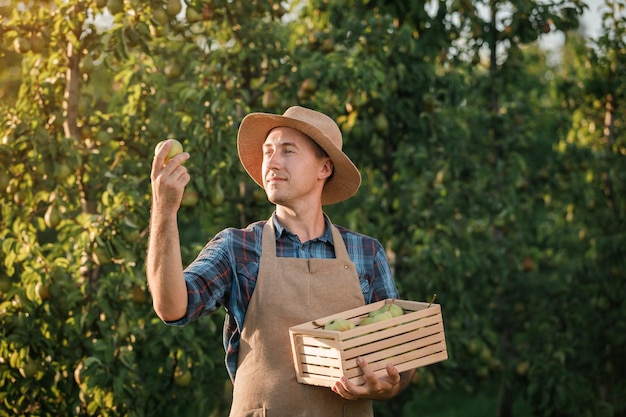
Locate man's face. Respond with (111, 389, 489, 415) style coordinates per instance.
(261, 127, 332, 207)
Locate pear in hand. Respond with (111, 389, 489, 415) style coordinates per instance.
(155, 139, 184, 164)
(324, 318, 355, 331)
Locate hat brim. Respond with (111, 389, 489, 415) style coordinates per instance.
(237, 112, 361, 205)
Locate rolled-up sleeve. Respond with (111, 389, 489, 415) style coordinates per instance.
(166, 231, 234, 325)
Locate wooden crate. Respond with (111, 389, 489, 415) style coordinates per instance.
(289, 299, 447, 387)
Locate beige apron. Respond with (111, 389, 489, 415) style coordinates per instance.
(228, 217, 374, 417)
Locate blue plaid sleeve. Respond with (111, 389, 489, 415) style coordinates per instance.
(166, 230, 237, 325)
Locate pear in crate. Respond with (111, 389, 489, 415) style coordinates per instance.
(369, 302, 404, 318)
(324, 318, 355, 331)
(359, 311, 393, 326)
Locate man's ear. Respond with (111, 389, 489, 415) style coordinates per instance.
(319, 158, 334, 181)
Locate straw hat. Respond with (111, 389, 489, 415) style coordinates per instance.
(237, 106, 362, 205)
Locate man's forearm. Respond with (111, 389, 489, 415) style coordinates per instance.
(146, 211, 188, 322)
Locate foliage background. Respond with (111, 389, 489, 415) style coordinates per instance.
(0, 0, 624, 416)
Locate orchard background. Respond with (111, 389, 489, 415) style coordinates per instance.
(0, 0, 624, 416)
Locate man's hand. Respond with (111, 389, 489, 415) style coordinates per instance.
(331, 357, 412, 401)
(151, 139, 190, 214)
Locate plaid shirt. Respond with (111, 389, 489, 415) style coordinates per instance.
(168, 215, 399, 381)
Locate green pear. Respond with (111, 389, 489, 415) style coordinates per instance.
(324, 318, 355, 331)
(388, 303, 404, 317)
(44, 205, 62, 228)
(166, 0, 182, 17)
(107, 0, 124, 15)
(369, 303, 404, 318)
(154, 139, 184, 163)
(359, 311, 393, 326)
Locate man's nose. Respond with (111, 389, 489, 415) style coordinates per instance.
(264, 152, 281, 169)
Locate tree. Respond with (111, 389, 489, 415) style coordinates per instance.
(520, 1, 626, 414)
(299, 1, 624, 417)
(0, 0, 244, 414)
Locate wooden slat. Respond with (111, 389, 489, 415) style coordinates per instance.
(299, 363, 343, 378)
(346, 351, 449, 385)
(344, 340, 447, 377)
(298, 335, 339, 349)
(289, 327, 342, 339)
(339, 317, 444, 350)
(290, 332, 305, 382)
(300, 354, 342, 368)
(299, 344, 340, 359)
(296, 301, 388, 330)
(341, 323, 445, 359)
(339, 307, 442, 343)
(296, 374, 338, 387)
(289, 300, 441, 333)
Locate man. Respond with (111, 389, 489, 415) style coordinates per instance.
(148, 106, 415, 416)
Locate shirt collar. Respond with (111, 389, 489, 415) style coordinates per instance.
(271, 213, 334, 244)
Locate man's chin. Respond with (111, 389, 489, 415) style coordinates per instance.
(266, 193, 288, 206)
(265, 193, 279, 205)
